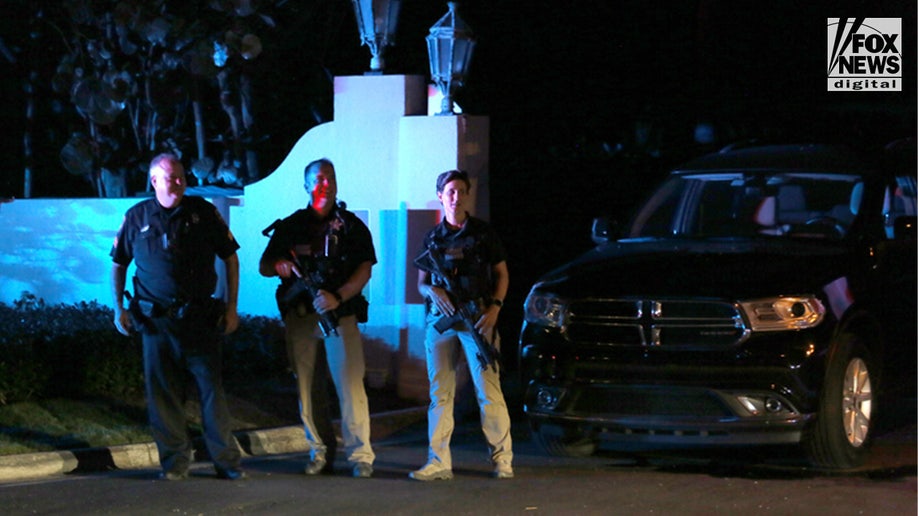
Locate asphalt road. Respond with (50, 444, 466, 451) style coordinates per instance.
(2, 413, 915, 516)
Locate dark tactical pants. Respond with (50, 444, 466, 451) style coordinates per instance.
(141, 312, 241, 474)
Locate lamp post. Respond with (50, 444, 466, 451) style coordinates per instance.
(350, 0, 402, 74)
(426, 2, 476, 115)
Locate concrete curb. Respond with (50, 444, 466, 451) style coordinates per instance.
(0, 407, 427, 483)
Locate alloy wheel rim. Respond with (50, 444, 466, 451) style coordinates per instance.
(842, 357, 872, 447)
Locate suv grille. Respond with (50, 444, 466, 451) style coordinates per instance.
(565, 298, 748, 349)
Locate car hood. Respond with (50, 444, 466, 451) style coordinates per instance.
(534, 238, 855, 299)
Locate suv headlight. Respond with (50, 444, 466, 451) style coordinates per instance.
(738, 296, 825, 331)
(524, 290, 569, 328)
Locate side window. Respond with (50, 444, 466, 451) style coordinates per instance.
(882, 176, 917, 238)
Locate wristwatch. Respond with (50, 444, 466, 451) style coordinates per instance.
(491, 298, 504, 308)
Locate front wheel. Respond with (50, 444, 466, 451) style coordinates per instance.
(804, 333, 875, 469)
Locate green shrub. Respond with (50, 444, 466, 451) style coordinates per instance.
(224, 315, 289, 384)
(0, 293, 288, 404)
(0, 338, 51, 405)
(0, 294, 55, 404)
(79, 333, 145, 400)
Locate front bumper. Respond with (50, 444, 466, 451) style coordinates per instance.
(519, 323, 832, 447)
(524, 381, 813, 446)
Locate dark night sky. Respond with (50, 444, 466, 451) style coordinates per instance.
(0, 0, 915, 329)
(0, 1, 914, 189)
(457, 1, 917, 324)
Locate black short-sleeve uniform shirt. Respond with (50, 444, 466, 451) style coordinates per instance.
(111, 196, 239, 304)
(417, 216, 506, 301)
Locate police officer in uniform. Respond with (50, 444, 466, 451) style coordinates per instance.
(259, 158, 376, 478)
(409, 170, 513, 481)
(110, 153, 245, 481)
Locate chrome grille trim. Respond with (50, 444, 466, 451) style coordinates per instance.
(565, 298, 748, 348)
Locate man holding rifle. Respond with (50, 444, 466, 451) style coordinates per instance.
(259, 158, 376, 478)
(410, 169, 513, 481)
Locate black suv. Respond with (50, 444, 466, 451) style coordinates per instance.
(519, 142, 916, 469)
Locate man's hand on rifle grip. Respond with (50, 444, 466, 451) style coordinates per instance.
(427, 285, 455, 316)
(274, 259, 296, 278)
(313, 289, 341, 314)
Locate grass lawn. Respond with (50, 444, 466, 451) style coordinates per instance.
(0, 382, 418, 456)
(0, 398, 153, 456)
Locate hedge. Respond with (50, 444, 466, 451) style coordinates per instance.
(0, 293, 288, 405)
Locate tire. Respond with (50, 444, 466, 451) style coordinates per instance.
(531, 420, 598, 457)
(804, 333, 875, 469)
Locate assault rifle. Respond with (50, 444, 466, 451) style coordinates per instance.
(283, 250, 339, 337)
(414, 247, 500, 371)
(262, 219, 338, 337)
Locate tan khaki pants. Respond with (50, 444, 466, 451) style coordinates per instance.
(423, 313, 513, 469)
(285, 312, 374, 465)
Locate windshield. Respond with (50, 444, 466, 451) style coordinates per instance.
(627, 172, 863, 239)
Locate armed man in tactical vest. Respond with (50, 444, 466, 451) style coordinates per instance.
(410, 169, 514, 481)
(259, 158, 376, 478)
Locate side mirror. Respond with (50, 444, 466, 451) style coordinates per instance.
(591, 217, 619, 245)
(894, 215, 917, 241)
